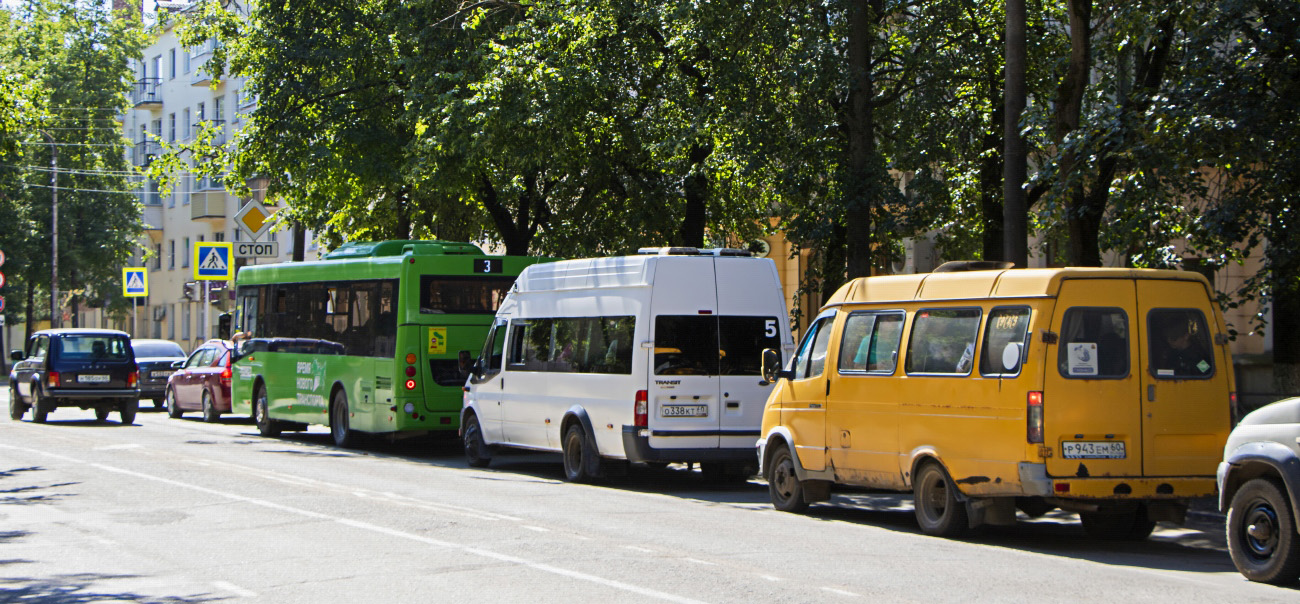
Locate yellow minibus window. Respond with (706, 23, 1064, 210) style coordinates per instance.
(904, 308, 981, 375)
(792, 316, 834, 380)
(979, 307, 1031, 377)
(838, 312, 904, 374)
(1147, 309, 1214, 379)
(1057, 307, 1128, 378)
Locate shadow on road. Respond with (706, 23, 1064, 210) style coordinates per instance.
(0, 574, 220, 604)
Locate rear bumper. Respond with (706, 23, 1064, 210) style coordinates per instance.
(1044, 474, 1217, 499)
(621, 426, 758, 463)
(47, 388, 140, 402)
(138, 385, 167, 399)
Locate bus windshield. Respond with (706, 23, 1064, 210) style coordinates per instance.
(420, 276, 515, 314)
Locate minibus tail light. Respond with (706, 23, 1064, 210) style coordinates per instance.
(47, 371, 60, 388)
(634, 390, 648, 427)
(1027, 391, 1044, 444)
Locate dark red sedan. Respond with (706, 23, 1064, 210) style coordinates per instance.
(165, 339, 234, 422)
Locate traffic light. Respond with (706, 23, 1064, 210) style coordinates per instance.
(181, 282, 199, 301)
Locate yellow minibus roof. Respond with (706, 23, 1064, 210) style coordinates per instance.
(825, 267, 1210, 306)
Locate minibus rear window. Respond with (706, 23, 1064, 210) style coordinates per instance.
(1057, 307, 1128, 378)
(1147, 309, 1214, 379)
(654, 315, 781, 376)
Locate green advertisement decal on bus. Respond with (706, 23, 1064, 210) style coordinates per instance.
(229, 240, 553, 447)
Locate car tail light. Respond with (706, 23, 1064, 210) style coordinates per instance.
(127, 371, 138, 387)
(1230, 391, 1237, 411)
(47, 371, 60, 388)
(634, 390, 648, 427)
(220, 367, 232, 387)
(1027, 391, 1043, 444)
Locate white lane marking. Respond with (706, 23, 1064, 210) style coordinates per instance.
(1, 444, 710, 604)
(94, 444, 143, 451)
(213, 581, 258, 598)
(624, 546, 654, 553)
(523, 525, 550, 532)
(821, 587, 859, 597)
(761, 575, 782, 582)
(684, 558, 716, 566)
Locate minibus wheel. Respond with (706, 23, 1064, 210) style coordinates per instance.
(463, 413, 492, 468)
(562, 424, 598, 482)
(913, 462, 969, 537)
(1227, 478, 1300, 584)
(767, 445, 808, 513)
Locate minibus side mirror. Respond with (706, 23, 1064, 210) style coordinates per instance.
(761, 348, 793, 383)
(9, 350, 23, 361)
(457, 350, 481, 378)
(217, 313, 232, 340)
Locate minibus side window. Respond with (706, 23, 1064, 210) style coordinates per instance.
(980, 307, 1031, 377)
(479, 321, 507, 379)
(905, 308, 982, 375)
(838, 312, 904, 374)
(1057, 307, 1128, 378)
(793, 316, 834, 380)
(1147, 309, 1214, 379)
(506, 319, 553, 372)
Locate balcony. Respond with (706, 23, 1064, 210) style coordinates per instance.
(190, 190, 226, 221)
(131, 78, 162, 108)
(191, 60, 213, 86)
(189, 39, 220, 86)
(132, 139, 162, 167)
(191, 120, 227, 146)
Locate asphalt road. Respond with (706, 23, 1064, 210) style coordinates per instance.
(1, 388, 1295, 603)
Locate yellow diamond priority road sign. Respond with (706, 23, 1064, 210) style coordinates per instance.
(233, 200, 276, 240)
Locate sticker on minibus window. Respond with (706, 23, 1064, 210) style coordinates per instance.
(1067, 342, 1098, 376)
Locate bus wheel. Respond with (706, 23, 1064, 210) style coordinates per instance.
(562, 424, 598, 483)
(914, 462, 969, 537)
(1080, 506, 1155, 541)
(767, 444, 808, 513)
(330, 390, 355, 449)
(463, 413, 492, 468)
(1228, 478, 1300, 584)
(254, 384, 280, 437)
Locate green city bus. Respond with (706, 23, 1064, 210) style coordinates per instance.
(229, 240, 551, 446)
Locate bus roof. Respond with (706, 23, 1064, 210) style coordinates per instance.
(237, 240, 488, 285)
(322, 240, 484, 259)
(824, 267, 1212, 307)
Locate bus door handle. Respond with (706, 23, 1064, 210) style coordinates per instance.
(1147, 384, 1156, 402)
(809, 403, 822, 409)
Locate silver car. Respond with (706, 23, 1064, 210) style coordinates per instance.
(1218, 397, 1300, 584)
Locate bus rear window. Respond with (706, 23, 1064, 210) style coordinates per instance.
(654, 316, 781, 376)
(420, 276, 515, 314)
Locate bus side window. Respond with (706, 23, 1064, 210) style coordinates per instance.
(980, 307, 1031, 377)
(1058, 307, 1128, 378)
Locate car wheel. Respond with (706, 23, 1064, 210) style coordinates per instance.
(119, 398, 138, 425)
(767, 444, 809, 513)
(330, 390, 355, 448)
(166, 388, 183, 419)
(562, 424, 599, 483)
(914, 462, 969, 537)
(1228, 478, 1300, 584)
(202, 390, 220, 423)
(463, 413, 492, 468)
(152, 398, 164, 411)
(94, 406, 111, 422)
(9, 383, 26, 420)
(31, 386, 50, 424)
(254, 383, 280, 437)
(1080, 506, 1155, 541)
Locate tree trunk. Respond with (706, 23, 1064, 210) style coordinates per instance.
(1271, 227, 1300, 395)
(1002, 0, 1028, 266)
(679, 142, 712, 248)
(24, 280, 34, 341)
(292, 223, 306, 262)
(69, 268, 79, 328)
(844, 0, 881, 280)
(982, 104, 1005, 262)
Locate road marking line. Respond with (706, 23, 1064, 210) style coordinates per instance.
(523, 525, 550, 532)
(94, 444, 143, 451)
(624, 546, 654, 553)
(684, 558, 716, 566)
(821, 587, 859, 597)
(761, 575, 782, 582)
(1, 444, 710, 604)
(213, 581, 258, 598)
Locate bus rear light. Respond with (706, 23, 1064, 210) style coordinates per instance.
(47, 372, 60, 388)
(1027, 391, 1044, 444)
(1054, 482, 1070, 493)
(405, 379, 417, 390)
(405, 366, 416, 377)
(1230, 391, 1237, 411)
(404, 403, 415, 413)
(634, 390, 648, 427)
(127, 371, 138, 388)
(405, 353, 417, 364)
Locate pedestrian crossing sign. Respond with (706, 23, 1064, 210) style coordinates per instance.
(122, 267, 148, 297)
(194, 242, 234, 281)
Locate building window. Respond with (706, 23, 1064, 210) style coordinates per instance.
(182, 304, 191, 341)
(215, 231, 225, 242)
(169, 49, 176, 79)
(183, 48, 190, 74)
(215, 96, 224, 122)
(153, 244, 162, 270)
(151, 55, 160, 80)
(233, 228, 241, 242)
(197, 102, 205, 122)
(168, 113, 176, 142)
(183, 237, 190, 268)
(168, 304, 175, 340)
(182, 108, 191, 139)
(168, 240, 175, 270)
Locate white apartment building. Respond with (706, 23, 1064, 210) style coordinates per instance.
(118, 1, 314, 352)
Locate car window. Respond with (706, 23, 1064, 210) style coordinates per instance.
(838, 312, 904, 374)
(29, 336, 49, 358)
(56, 335, 131, 361)
(185, 348, 208, 369)
(905, 308, 982, 375)
(792, 316, 834, 380)
(215, 348, 231, 367)
(1148, 309, 1214, 379)
(1058, 307, 1128, 379)
(133, 341, 185, 357)
(980, 307, 1031, 377)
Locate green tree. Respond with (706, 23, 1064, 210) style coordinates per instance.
(0, 0, 147, 332)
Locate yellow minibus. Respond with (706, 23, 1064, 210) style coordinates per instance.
(758, 262, 1234, 539)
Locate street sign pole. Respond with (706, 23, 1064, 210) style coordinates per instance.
(203, 281, 209, 341)
(132, 299, 136, 337)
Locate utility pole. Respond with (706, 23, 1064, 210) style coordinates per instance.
(41, 130, 60, 328)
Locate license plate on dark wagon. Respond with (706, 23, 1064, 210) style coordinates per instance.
(1062, 441, 1126, 459)
(151, 370, 173, 378)
(77, 374, 110, 383)
(661, 405, 708, 418)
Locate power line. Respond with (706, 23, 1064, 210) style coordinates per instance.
(17, 141, 130, 148)
(0, 163, 141, 177)
(21, 183, 142, 195)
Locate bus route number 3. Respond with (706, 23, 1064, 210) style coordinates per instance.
(473, 259, 502, 274)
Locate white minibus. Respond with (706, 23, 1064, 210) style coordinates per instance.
(460, 247, 795, 481)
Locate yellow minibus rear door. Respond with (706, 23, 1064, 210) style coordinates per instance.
(1136, 279, 1231, 477)
(1043, 279, 1144, 478)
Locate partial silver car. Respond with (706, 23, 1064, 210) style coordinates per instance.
(1218, 397, 1300, 584)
